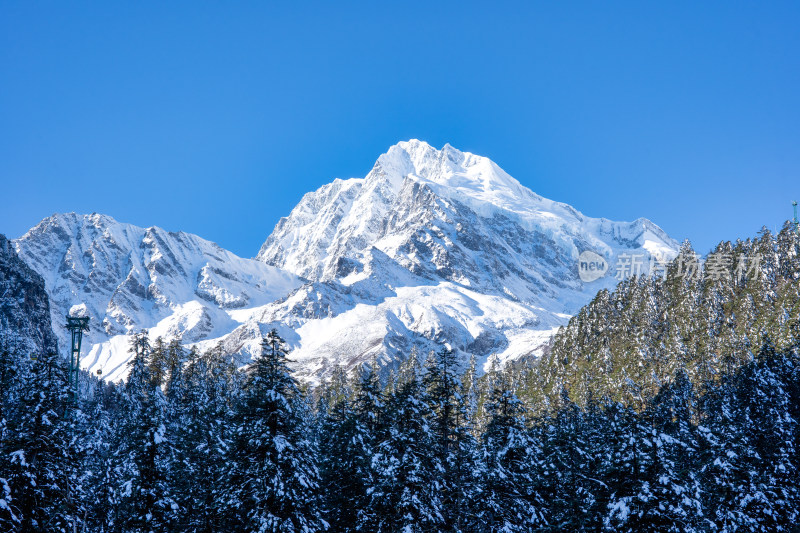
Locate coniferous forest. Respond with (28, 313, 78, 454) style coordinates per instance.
(1, 225, 799, 532)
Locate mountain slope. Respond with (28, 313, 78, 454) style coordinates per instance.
(14, 213, 301, 380)
(520, 223, 800, 415)
(0, 233, 58, 356)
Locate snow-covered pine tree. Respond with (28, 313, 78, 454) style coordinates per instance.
(614, 372, 704, 532)
(148, 336, 168, 388)
(476, 373, 545, 532)
(164, 338, 186, 389)
(535, 390, 604, 531)
(727, 338, 798, 531)
(1, 347, 78, 532)
(699, 337, 800, 531)
(76, 381, 120, 533)
(113, 330, 179, 532)
(226, 329, 326, 532)
(601, 400, 650, 532)
(317, 364, 351, 417)
(698, 365, 754, 532)
(369, 353, 444, 532)
(423, 347, 480, 532)
(0, 335, 26, 531)
(169, 343, 237, 532)
(319, 363, 383, 532)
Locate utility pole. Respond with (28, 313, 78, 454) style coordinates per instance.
(65, 315, 89, 403)
(793, 200, 798, 233)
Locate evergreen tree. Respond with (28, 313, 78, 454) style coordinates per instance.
(113, 330, 179, 533)
(320, 363, 382, 532)
(369, 355, 444, 532)
(536, 390, 603, 531)
(2, 348, 77, 532)
(606, 372, 704, 532)
(148, 336, 168, 388)
(226, 329, 326, 532)
(424, 348, 479, 532)
(78, 382, 120, 533)
(0, 336, 26, 530)
(701, 339, 799, 531)
(477, 375, 545, 532)
(170, 344, 237, 532)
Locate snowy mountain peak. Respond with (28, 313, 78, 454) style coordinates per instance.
(372, 140, 528, 200)
(15, 142, 679, 383)
(258, 141, 677, 287)
(252, 141, 680, 380)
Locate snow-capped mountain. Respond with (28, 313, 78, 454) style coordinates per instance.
(13, 141, 679, 383)
(14, 213, 301, 381)
(249, 140, 678, 381)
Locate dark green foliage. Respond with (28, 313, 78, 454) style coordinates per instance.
(699, 337, 800, 532)
(369, 357, 444, 532)
(424, 348, 480, 532)
(477, 376, 545, 532)
(1, 332, 798, 533)
(113, 331, 179, 533)
(318, 364, 381, 532)
(169, 344, 237, 532)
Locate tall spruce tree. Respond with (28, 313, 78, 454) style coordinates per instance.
(114, 331, 179, 533)
(607, 372, 704, 532)
(226, 329, 326, 532)
(424, 348, 479, 532)
(369, 354, 444, 532)
(536, 390, 603, 531)
(319, 363, 383, 532)
(477, 374, 545, 532)
(169, 344, 237, 532)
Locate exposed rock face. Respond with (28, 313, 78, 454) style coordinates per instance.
(0, 233, 58, 356)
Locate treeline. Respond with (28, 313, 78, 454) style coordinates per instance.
(1, 328, 799, 532)
(521, 222, 800, 414)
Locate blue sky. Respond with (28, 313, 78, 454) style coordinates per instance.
(1, 1, 798, 257)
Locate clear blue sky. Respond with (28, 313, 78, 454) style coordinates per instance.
(1, 1, 798, 257)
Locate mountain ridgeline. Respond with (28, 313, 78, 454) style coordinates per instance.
(11, 141, 678, 382)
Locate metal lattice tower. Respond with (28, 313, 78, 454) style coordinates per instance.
(794, 201, 799, 233)
(65, 315, 89, 402)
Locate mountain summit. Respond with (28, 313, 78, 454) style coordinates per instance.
(259, 140, 674, 296)
(251, 140, 678, 379)
(14, 141, 678, 382)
